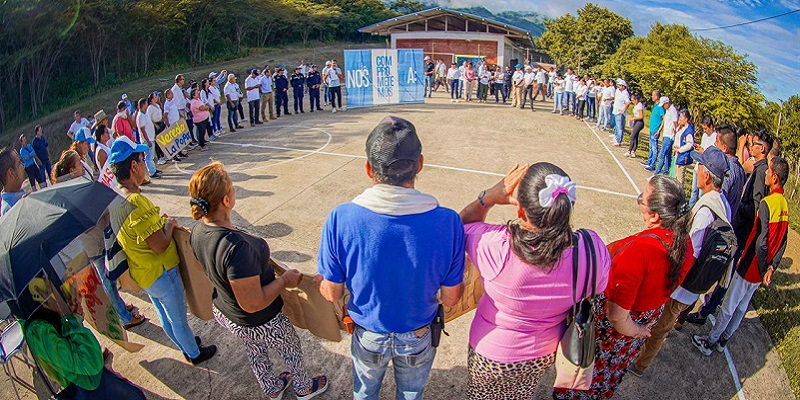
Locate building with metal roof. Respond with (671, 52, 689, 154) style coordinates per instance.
(359, 7, 538, 68)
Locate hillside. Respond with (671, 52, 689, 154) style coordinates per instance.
(452, 6, 547, 37)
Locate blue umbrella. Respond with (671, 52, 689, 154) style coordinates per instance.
(0, 179, 126, 304)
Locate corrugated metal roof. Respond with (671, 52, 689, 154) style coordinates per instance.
(359, 7, 534, 47)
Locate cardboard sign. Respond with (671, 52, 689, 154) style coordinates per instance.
(173, 228, 215, 321)
(443, 255, 484, 323)
(271, 259, 342, 342)
(63, 266, 144, 352)
(155, 118, 191, 159)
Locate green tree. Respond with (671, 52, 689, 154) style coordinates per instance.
(389, 0, 426, 14)
(536, 3, 632, 71)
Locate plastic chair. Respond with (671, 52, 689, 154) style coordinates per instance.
(1, 320, 37, 399)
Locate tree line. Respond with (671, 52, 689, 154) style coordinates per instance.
(536, 3, 797, 172)
(0, 0, 410, 134)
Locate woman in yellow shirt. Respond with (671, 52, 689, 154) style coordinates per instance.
(109, 136, 216, 365)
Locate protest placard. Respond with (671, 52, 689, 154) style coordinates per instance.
(173, 228, 215, 321)
(155, 118, 191, 159)
(63, 265, 143, 352)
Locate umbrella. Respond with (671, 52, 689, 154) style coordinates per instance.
(0, 179, 128, 303)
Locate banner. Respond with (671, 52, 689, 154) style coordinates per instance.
(154, 118, 191, 159)
(173, 228, 215, 321)
(344, 49, 425, 109)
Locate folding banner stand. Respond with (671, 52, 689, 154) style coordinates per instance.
(344, 49, 426, 108)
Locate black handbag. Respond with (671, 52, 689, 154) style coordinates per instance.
(553, 229, 597, 390)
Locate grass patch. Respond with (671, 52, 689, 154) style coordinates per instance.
(751, 256, 800, 399)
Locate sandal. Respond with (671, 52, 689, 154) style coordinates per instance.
(270, 371, 292, 400)
(124, 314, 146, 330)
(296, 375, 329, 400)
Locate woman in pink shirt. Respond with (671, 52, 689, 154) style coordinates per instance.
(190, 87, 211, 151)
(459, 162, 610, 400)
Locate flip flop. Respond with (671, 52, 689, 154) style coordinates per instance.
(270, 371, 292, 400)
(296, 375, 329, 400)
(124, 314, 146, 330)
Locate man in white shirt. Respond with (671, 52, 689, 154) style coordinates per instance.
(244, 69, 263, 127)
(260, 66, 276, 121)
(654, 97, 679, 175)
(324, 61, 343, 112)
(564, 68, 576, 114)
(612, 79, 631, 146)
(689, 116, 719, 206)
(135, 98, 160, 179)
(547, 68, 557, 98)
(207, 72, 223, 136)
(520, 66, 536, 110)
(533, 67, 547, 101)
(446, 63, 461, 103)
(598, 80, 616, 131)
(224, 73, 244, 132)
(510, 64, 524, 108)
(163, 89, 180, 127)
(170, 74, 187, 119)
(66, 111, 90, 139)
(322, 61, 331, 106)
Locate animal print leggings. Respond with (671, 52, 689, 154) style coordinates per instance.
(213, 307, 313, 396)
(467, 346, 555, 400)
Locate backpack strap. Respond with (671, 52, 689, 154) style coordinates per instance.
(571, 232, 580, 313)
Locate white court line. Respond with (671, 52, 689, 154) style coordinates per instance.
(211, 140, 637, 199)
(582, 120, 641, 195)
(708, 314, 747, 400)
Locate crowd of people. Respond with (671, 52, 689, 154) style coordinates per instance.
(0, 54, 793, 400)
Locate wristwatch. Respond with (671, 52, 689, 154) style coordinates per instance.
(478, 190, 489, 208)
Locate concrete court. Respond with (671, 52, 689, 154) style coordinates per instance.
(2, 96, 794, 400)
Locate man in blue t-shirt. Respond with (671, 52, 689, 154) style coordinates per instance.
(317, 116, 465, 399)
(643, 90, 666, 171)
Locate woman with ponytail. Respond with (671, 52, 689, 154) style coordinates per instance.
(188, 162, 328, 400)
(459, 163, 611, 400)
(554, 174, 693, 399)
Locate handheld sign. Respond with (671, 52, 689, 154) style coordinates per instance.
(155, 118, 191, 159)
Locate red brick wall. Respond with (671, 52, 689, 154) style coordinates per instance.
(396, 39, 497, 65)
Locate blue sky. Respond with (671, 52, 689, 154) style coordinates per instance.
(438, 0, 799, 102)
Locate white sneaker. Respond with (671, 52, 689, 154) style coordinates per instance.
(157, 158, 167, 165)
(342, 106, 347, 111)
(450, 99, 455, 102)
(455, 100, 459, 103)
(332, 108, 337, 113)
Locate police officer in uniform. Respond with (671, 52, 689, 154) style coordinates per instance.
(306, 64, 323, 112)
(290, 66, 306, 114)
(274, 68, 290, 117)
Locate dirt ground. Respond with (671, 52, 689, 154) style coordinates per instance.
(1, 93, 795, 400)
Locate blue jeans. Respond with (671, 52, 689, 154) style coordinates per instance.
(458, 80, 464, 98)
(709, 274, 760, 343)
(689, 170, 700, 207)
(654, 137, 674, 175)
(553, 92, 564, 113)
(601, 104, 613, 130)
(565, 91, 575, 113)
(58, 368, 146, 400)
(646, 132, 660, 168)
(425, 76, 434, 97)
(226, 102, 239, 130)
(212, 105, 222, 131)
(586, 96, 596, 119)
(450, 80, 459, 99)
(547, 82, 553, 98)
(614, 113, 626, 144)
(352, 326, 436, 400)
(91, 260, 132, 325)
(143, 268, 200, 358)
(144, 144, 157, 176)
